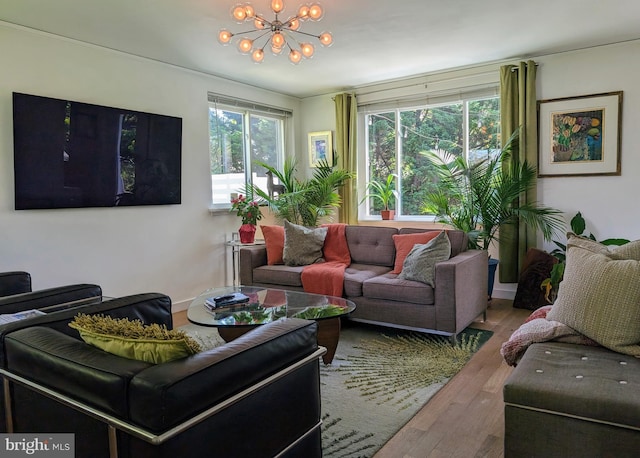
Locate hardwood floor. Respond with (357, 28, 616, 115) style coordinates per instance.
(172, 298, 529, 457)
(374, 299, 530, 458)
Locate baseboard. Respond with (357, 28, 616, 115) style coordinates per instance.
(491, 284, 516, 300)
(172, 298, 192, 313)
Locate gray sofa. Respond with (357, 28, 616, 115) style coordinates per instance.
(239, 225, 488, 338)
(503, 341, 640, 457)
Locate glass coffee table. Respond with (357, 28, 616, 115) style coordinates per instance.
(188, 286, 356, 364)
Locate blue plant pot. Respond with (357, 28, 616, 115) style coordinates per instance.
(488, 258, 499, 300)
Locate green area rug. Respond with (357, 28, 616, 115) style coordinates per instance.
(179, 321, 492, 458)
(320, 323, 492, 457)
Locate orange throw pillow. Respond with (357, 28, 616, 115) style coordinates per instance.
(261, 225, 285, 265)
(391, 231, 441, 274)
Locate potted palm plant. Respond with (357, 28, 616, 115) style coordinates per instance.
(362, 173, 398, 220)
(421, 130, 564, 297)
(246, 156, 353, 227)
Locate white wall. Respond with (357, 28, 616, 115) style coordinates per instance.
(0, 24, 300, 309)
(535, 41, 640, 244)
(298, 40, 640, 299)
(298, 95, 335, 175)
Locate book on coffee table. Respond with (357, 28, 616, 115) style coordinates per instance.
(204, 292, 250, 311)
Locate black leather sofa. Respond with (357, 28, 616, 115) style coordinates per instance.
(1, 292, 324, 457)
(0, 271, 33, 297)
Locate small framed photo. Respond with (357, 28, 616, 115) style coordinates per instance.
(308, 131, 333, 167)
(537, 91, 622, 177)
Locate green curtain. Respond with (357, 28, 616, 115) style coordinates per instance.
(499, 60, 538, 283)
(334, 93, 358, 224)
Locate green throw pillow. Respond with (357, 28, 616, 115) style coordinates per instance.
(398, 231, 451, 286)
(546, 235, 640, 356)
(283, 220, 328, 266)
(69, 314, 201, 364)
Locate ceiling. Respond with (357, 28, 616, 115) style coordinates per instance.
(2, 0, 640, 98)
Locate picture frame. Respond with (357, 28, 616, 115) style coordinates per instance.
(537, 91, 622, 177)
(308, 131, 333, 167)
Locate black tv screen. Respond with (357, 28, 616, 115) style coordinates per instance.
(12, 92, 182, 209)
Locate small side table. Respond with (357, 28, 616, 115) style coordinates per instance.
(224, 239, 265, 286)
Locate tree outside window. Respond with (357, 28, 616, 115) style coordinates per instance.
(363, 97, 500, 218)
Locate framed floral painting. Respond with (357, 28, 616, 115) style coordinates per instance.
(537, 91, 622, 177)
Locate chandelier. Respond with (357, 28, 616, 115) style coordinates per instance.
(218, 1, 333, 64)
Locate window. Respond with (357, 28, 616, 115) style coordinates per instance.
(361, 96, 500, 218)
(208, 96, 289, 205)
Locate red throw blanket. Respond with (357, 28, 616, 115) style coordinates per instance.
(301, 224, 351, 297)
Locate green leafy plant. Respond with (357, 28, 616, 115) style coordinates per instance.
(245, 156, 353, 227)
(361, 173, 398, 211)
(540, 211, 629, 303)
(421, 130, 564, 251)
(293, 304, 348, 319)
(230, 194, 263, 225)
(360, 173, 398, 216)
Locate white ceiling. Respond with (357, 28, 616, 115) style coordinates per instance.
(2, 0, 640, 98)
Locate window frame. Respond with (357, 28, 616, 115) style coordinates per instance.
(208, 97, 290, 208)
(358, 94, 500, 221)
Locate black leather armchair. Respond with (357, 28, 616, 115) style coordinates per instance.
(0, 271, 32, 297)
(1, 294, 324, 457)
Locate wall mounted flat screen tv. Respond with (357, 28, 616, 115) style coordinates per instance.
(13, 92, 182, 210)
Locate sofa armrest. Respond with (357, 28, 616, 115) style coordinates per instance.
(0, 271, 32, 297)
(239, 245, 268, 285)
(434, 249, 488, 335)
(0, 284, 102, 314)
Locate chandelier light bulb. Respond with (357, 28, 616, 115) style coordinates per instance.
(271, 0, 284, 13)
(319, 31, 332, 47)
(218, 29, 233, 45)
(288, 18, 300, 31)
(252, 48, 265, 63)
(232, 5, 248, 22)
(297, 5, 310, 20)
(308, 3, 323, 20)
(244, 4, 256, 19)
(271, 44, 284, 55)
(301, 42, 315, 58)
(238, 38, 253, 54)
(271, 32, 285, 48)
(254, 17, 266, 29)
(289, 49, 302, 64)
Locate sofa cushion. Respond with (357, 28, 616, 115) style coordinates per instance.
(363, 273, 434, 305)
(69, 314, 201, 364)
(261, 225, 285, 265)
(129, 318, 319, 433)
(391, 231, 441, 274)
(399, 231, 451, 286)
(504, 341, 640, 429)
(253, 265, 304, 287)
(346, 226, 397, 267)
(398, 228, 468, 257)
(343, 264, 393, 297)
(546, 235, 640, 356)
(283, 220, 328, 266)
